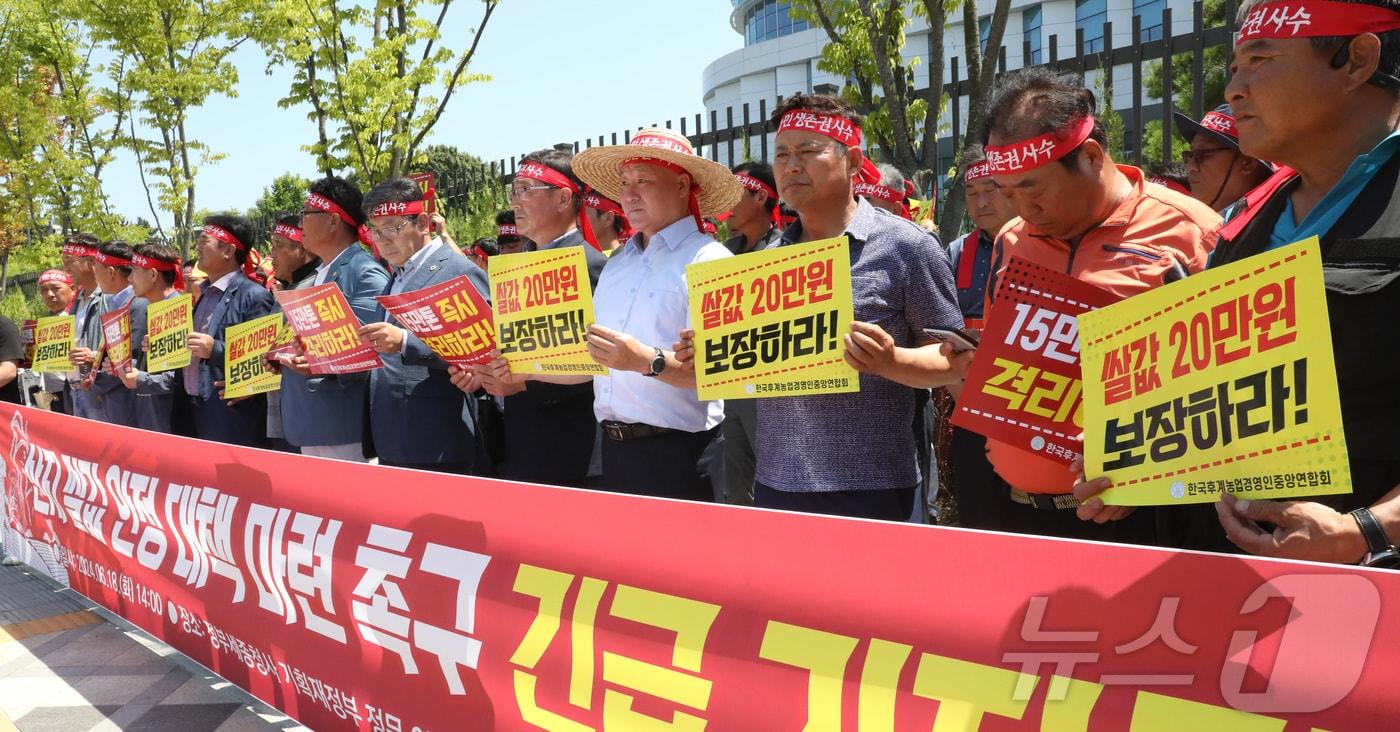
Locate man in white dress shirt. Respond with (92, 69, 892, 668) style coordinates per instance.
(474, 128, 742, 500)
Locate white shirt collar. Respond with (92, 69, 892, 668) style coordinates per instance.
(315, 244, 357, 281)
(207, 270, 238, 292)
(398, 237, 443, 278)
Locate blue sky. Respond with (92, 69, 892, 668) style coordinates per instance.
(107, 0, 742, 227)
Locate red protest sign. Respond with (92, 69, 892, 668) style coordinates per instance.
(274, 283, 382, 374)
(99, 304, 133, 377)
(4, 402, 1400, 730)
(19, 319, 35, 368)
(376, 275, 495, 367)
(952, 257, 1121, 463)
(407, 171, 437, 215)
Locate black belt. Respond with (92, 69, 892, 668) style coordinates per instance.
(1009, 488, 1082, 510)
(601, 420, 677, 441)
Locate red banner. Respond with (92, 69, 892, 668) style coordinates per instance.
(376, 276, 495, 367)
(3, 404, 1399, 730)
(953, 257, 1121, 463)
(275, 284, 382, 375)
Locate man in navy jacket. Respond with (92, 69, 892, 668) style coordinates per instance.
(184, 215, 276, 446)
(359, 177, 487, 473)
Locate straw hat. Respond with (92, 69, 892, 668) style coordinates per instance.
(573, 128, 742, 218)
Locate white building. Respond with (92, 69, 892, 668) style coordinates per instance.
(701, 0, 1202, 168)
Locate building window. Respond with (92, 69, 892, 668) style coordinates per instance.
(744, 0, 809, 45)
(979, 15, 992, 54)
(1023, 6, 1043, 65)
(1134, 0, 1166, 42)
(1076, 0, 1107, 54)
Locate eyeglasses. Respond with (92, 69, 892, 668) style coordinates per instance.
(1180, 148, 1235, 167)
(369, 218, 416, 241)
(509, 184, 554, 200)
(299, 209, 330, 224)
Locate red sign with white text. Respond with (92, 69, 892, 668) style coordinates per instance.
(274, 284, 382, 375)
(99, 305, 133, 377)
(3, 404, 1400, 730)
(954, 257, 1122, 463)
(376, 276, 495, 367)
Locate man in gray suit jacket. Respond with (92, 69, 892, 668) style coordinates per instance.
(279, 177, 389, 462)
(359, 178, 487, 473)
(70, 240, 142, 427)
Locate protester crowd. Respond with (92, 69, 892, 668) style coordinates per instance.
(19, 0, 1400, 571)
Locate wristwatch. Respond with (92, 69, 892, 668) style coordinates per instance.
(645, 347, 666, 377)
(1349, 507, 1400, 568)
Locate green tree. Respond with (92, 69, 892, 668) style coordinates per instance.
(412, 144, 505, 242)
(254, 0, 501, 183)
(79, 0, 257, 256)
(793, 0, 1012, 241)
(1139, 0, 1229, 164)
(0, 0, 136, 284)
(245, 172, 308, 242)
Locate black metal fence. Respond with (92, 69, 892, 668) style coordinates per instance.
(399, 1, 1236, 217)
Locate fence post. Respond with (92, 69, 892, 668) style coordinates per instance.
(1192, 0, 1205, 118)
(1131, 15, 1144, 165)
(1161, 6, 1175, 164)
(725, 106, 735, 167)
(950, 56, 961, 153)
(759, 98, 769, 162)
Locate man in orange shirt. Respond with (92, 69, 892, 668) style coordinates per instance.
(974, 68, 1221, 543)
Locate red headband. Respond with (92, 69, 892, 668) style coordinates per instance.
(131, 252, 186, 291)
(735, 173, 777, 200)
(855, 182, 913, 219)
(858, 157, 881, 185)
(39, 269, 72, 286)
(273, 223, 303, 242)
(622, 156, 705, 233)
(516, 162, 601, 252)
(61, 242, 95, 258)
(305, 192, 380, 259)
(1237, 1, 1400, 45)
(965, 161, 994, 182)
(583, 190, 633, 243)
(497, 224, 519, 237)
(735, 173, 782, 228)
(92, 251, 132, 268)
(1198, 110, 1238, 139)
(470, 244, 492, 261)
(204, 224, 260, 279)
(778, 110, 862, 148)
(368, 199, 427, 219)
(985, 115, 1096, 175)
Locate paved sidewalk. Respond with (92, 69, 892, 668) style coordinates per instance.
(0, 563, 308, 732)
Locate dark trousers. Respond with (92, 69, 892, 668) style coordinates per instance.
(998, 496, 1160, 546)
(380, 459, 476, 476)
(503, 385, 596, 487)
(193, 395, 267, 448)
(600, 426, 718, 502)
(754, 481, 916, 521)
(949, 427, 1008, 531)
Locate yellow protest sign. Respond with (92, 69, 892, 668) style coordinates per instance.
(223, 313, 290, 400)
(32, 315, 75, 373)
(1079, 238, 1349, 506)
(686, 237, 857, 400)
(146, 294, 193, 372)
(489, 247, 605, 375)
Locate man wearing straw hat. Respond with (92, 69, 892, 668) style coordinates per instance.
(476, 128, 741, 500)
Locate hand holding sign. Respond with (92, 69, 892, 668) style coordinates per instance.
(586, 323, 651, 373)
